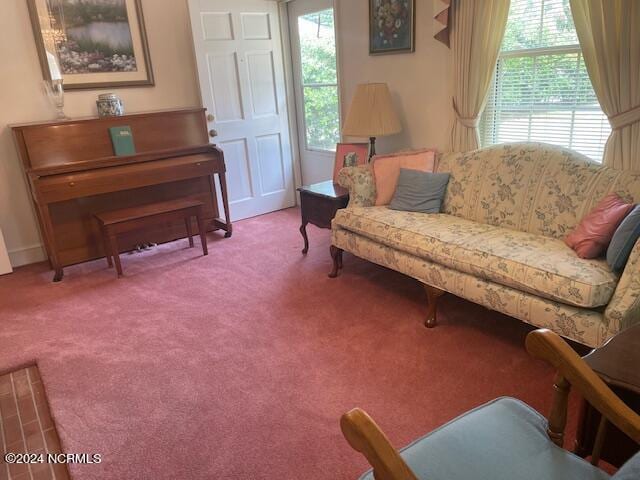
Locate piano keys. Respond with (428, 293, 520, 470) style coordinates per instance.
(12, 108, 232, 282)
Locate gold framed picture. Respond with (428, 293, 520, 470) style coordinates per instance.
(369, 0, 416, 55)
(27, 0, 154, 90)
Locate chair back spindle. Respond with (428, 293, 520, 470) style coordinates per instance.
(341, 409, 419, 480)
(547, 373, 571, 447)
(526, 330, 640, 446)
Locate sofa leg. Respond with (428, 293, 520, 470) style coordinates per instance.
(329, 246, 343, 278)
(423, 284, 445, 328)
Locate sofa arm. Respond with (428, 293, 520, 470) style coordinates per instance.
(338, 165, 376, 208)
(604, 238, 640, 336)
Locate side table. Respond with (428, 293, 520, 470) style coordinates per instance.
(575, 324, 640, 467)
(297, 181, 349, 254)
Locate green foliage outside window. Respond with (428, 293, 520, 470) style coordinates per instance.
(299, 11, 339, 151)
(498, 0, 597, 108)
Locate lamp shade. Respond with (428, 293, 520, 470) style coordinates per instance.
(342, 83, 402, 138)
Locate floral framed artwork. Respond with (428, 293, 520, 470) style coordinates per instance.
(369, 0, 416, 55)
(333, 143, 370, 183)
(27, 0, 154, 90)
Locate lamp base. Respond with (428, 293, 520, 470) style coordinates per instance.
(368, 137, 377, 162)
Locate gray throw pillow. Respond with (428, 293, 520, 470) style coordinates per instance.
(607, 204, 640, 273)
(612, 451, 640, 480)
(389, 169, 450, 214)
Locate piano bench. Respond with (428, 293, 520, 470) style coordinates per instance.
(95, 198, 209, 278)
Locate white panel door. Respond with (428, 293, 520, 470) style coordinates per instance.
(189, 0, 296, 220)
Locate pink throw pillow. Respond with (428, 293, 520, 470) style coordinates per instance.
(372, 149, 436, 206)
(565, 193, 635, 259)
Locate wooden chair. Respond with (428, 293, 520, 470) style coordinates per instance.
(341, 329, 640, 480)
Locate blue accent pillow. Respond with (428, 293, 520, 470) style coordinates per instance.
(612, 451, 640, 479)
(607, 204, 640, 273)
(389, 169, 450, 214)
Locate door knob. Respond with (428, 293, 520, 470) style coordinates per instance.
(209, 129, 218, 138)
(207, 114, 215, 122)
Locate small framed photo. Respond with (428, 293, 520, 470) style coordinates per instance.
(369, 0, 416, 55)
(27, 0, 154, 90)
(333, 143, 370, 183)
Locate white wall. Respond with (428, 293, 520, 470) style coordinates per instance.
(0, 0, 201, 267)
(336, 0, 453, 154)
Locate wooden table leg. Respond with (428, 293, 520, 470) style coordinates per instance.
(300, 220, 309, 254)
(107, 234, 123, 277)
(185, 218, 194, 247)
(196, 208, 209, 256)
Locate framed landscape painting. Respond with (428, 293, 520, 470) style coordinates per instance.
(27, 0, 154, 90)
(369, 0, 415, 55)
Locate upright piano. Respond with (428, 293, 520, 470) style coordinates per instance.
(12, 108, 232, 282)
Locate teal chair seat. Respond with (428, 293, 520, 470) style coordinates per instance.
(360, 398, 609, 480)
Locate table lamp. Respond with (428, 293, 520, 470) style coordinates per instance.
(342, 83, 402, 161)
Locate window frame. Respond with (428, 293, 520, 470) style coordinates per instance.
(295, 8, 341, 153)
(480, 6, 609, 161)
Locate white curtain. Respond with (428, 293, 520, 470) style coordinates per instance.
(570, 0, 640, 170)
(450, 0, 510, 152)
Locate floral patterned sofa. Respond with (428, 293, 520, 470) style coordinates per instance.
(331, 143, 640, 347)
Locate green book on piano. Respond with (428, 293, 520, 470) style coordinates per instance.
(109, 126, 136, 156)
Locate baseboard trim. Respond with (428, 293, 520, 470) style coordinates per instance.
(8, 244, 47, 268)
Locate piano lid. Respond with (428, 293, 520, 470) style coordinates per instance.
(12, 108, 210, 172)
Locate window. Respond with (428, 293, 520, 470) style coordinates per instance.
(297, 9, 340, 151)
(481, 0, 610, 161)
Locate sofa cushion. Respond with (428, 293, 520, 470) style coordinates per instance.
(334, 207, 618, 308)
(389, 170, 450, 213)
(372, 150, 436, 206)
(565, 193, 635, 259)
(359, 398, 609, 480)
(613, 452, 640, 480)
(607, 205, 640, 273)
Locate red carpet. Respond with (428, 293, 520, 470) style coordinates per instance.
(0, 208, 581, 479)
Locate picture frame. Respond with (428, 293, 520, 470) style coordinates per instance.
(333, 143, 370, 183)
(369, 0, 416, 55)
(27, 0, 154, 90)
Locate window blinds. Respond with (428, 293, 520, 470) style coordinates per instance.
(481, 0, 610, 161)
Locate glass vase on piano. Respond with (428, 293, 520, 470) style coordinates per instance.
(43, 79, 68, 120)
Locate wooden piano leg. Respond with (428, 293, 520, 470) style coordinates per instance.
(53, 269, 64, 282)
(38, 203, 64, 283)
(218, 171, 233, 238)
